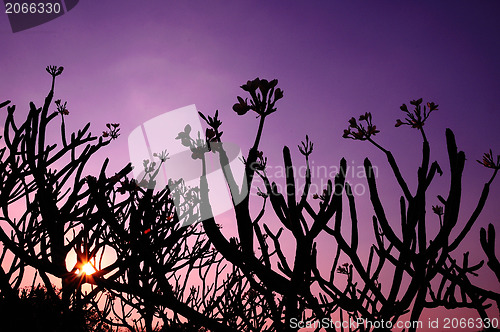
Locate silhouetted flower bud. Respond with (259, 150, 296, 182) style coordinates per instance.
(274, 88, 284, 101)
(348, 117, 357, 128)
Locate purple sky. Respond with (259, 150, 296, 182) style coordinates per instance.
(1, 1, 500, 329)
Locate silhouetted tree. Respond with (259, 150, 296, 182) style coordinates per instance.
(0, 67, 262, 331)
(338, 101, 500, 330)
(0, 66, 124, 327)
(2, 70, 499, 332)
(188, 79, 500, 331)
(83, 160, 249, 331)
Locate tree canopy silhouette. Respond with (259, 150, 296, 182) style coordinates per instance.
(0, 68, 499, 331)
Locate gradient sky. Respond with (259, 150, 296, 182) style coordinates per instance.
(1, 1, 500, 330)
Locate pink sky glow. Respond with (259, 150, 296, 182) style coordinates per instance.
(1, 1, 500, 330)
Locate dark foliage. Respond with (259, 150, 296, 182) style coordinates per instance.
(0, 69, 499, 332)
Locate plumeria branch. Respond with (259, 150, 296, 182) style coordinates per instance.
(477, 149, 500, 170)
(342, 112, 380, 141)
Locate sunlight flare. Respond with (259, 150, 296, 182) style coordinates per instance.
(76, 262, 96, 275)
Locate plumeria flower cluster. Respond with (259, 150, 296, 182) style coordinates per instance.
(432, 205, 444, 216)
(477, 149, 500, 170)
(176, 124, 193, 147)
(298, 135, 314, 157)
(54, 99, 69, 115)
(153, 150, 169, 163)
(432, 204, 444, 227)
(198, 110, 224, 152)
(198, 110, 222, 132)
(143, 159, 157, 175)
(45, 65, 64, 78)
(336, 262, 352, 275)
(117, 177, 140, 195)
(84, 173, 139, 195)
(252, 150, 267, 171)
(205, 127, 226, 153)
(312, 188, 330, 201)
(395, 98, 438, 129)
(102, 123, 120, 140)
(343, 112, 380, 140)
(136, 152, 170, 188)
(232, 78, 283, 117)
(175, 124, 210, 160)
(190, 134, 208, 160)
(243, 150, 267, 172)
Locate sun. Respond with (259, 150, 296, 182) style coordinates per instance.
(78, 262, 96, 275)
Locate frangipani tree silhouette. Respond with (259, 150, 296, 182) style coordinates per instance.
(0, 66, 122, 329)
(83, 156, 261, 332)
(0, 67, 242, 331)
(0, 66, 116, 299)
(341, 100, 500, 329)
(188, 79, 500, 331)
(1, 69, 499, 332)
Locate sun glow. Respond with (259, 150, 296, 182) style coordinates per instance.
(76, 262, 96, 275)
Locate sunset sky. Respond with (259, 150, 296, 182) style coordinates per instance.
(1, 1, 500, 329)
